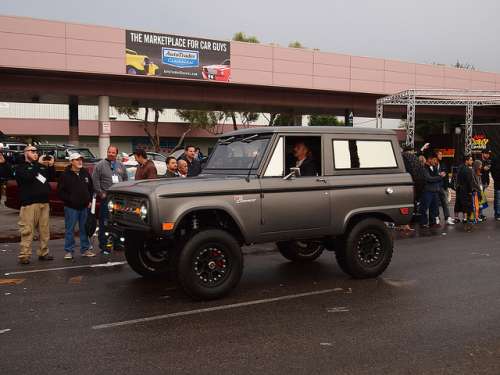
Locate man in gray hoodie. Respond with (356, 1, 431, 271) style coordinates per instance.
(92, 145, 128, 255)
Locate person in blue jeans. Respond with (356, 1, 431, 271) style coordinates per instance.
(419, 152, 446, 228)
(57, 153, 95, 259)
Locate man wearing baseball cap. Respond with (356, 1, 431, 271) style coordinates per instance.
(15, 145, 55, 264)
(57, 152, 95, 259)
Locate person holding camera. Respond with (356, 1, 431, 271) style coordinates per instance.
(15, 146, 55, 265)
(0, 143, 12, 203)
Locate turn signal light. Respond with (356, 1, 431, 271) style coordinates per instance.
(162, 222, 174, 231)
(400, 207, 410, 215)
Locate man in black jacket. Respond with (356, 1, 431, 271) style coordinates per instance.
(436, 151, 454, 225)
(58, 153, 94, 259)
(165, 156, 179, 178)
(16, 146, 55, 264)
(177, 145, 202, 177)
(419, 152, 446, 228)
(292, 141, 318, 176)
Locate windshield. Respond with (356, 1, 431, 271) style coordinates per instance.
(204, 134, 271, 171)
(68, 148, 96, 160)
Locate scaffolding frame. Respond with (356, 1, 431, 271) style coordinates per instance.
(376, 90, 500, 154)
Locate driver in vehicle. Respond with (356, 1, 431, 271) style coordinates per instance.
(293, 141, 318, 176)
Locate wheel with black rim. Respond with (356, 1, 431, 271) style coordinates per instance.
(177, 229, 243, 300)
(276, 240, 324, 262)
(335, 218, 393, 278)
(124, 234, 173, 278)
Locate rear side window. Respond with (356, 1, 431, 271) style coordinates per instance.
(333, 140, 397, 169)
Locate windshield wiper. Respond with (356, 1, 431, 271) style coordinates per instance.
(218, 136, 235, 145)
(241, 134, 259, 143)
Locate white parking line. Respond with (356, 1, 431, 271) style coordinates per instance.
(4, 261, 127, 276)
(92, 288, 338, 330)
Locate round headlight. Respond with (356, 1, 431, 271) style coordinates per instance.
(140, 205, 148, 220)
(107, 200, 114, 213)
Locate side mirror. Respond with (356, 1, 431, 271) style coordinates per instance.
(283, 167, 301, 180)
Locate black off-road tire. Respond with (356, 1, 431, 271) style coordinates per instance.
(276, 240, 324, 262)
(124, 234, 175, 279)
(335, 218, 393, 278)
(177, 229, 243, 300)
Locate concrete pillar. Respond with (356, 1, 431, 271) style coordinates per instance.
(68, 96, 79, 146)
(98, 96, 111, 159)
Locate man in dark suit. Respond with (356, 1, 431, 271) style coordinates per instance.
(293, 141, 318, 176)
(165, 156, 179, 178)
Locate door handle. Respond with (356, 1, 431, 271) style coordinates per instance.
(316, 178, 327, 183)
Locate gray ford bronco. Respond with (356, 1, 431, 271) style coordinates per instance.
(107, 127, 414, 300)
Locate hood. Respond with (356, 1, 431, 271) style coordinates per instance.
(108, 173, 257, 198)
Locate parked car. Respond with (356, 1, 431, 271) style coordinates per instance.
(123, 152, 167, 180)
(202, 59, 230, 82)
(107, 126, 414, 300)
(5, 145, 100, 214)
(126, 49, 159, 76)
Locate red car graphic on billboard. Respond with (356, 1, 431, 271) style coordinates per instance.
(202, 59, 231, 82)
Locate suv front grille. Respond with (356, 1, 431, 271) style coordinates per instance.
(108, 194, 149, 225)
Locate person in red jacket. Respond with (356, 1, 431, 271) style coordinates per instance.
(133, 149, 158, 180)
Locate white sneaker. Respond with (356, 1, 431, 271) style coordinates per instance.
(446, 217, 455, 225)
(64, 252, 73, 260)
(435, 217, 440, 225)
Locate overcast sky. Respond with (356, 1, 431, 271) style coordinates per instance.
(1, 0, 499, 73)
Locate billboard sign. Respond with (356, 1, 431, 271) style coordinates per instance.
(125, 30, 230, 82)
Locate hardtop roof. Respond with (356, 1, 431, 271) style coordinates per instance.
(222, 126, 396, 137)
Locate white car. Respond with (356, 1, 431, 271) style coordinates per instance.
(124, 152, 167, 179)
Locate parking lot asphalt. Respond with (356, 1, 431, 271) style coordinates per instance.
(1, 219, 500, 375)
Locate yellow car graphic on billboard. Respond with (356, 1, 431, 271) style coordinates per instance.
(126, 49, 159, 76)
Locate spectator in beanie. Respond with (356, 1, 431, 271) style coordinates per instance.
(58, 153, 95, 259)
(15, 146, 55, 264)
(177, 145, 201, 177)
(165, 156, 179, 178)
(134, 149, 157, 180)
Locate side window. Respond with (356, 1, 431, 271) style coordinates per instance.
(264, 137, 284, 177)
(333, 140, 397, 169)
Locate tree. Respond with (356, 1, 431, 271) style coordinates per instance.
(309, 114, 344, 126)
(232, 32, 259, 43)
(288, 41, 304, 48)
(175, 109, 224, 151)
(115, 105, 163, 152)
(453, 60, 475, 70)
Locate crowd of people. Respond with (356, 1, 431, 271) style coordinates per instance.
(0, 143, 204, 264)
(402, 143, 497, 233)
